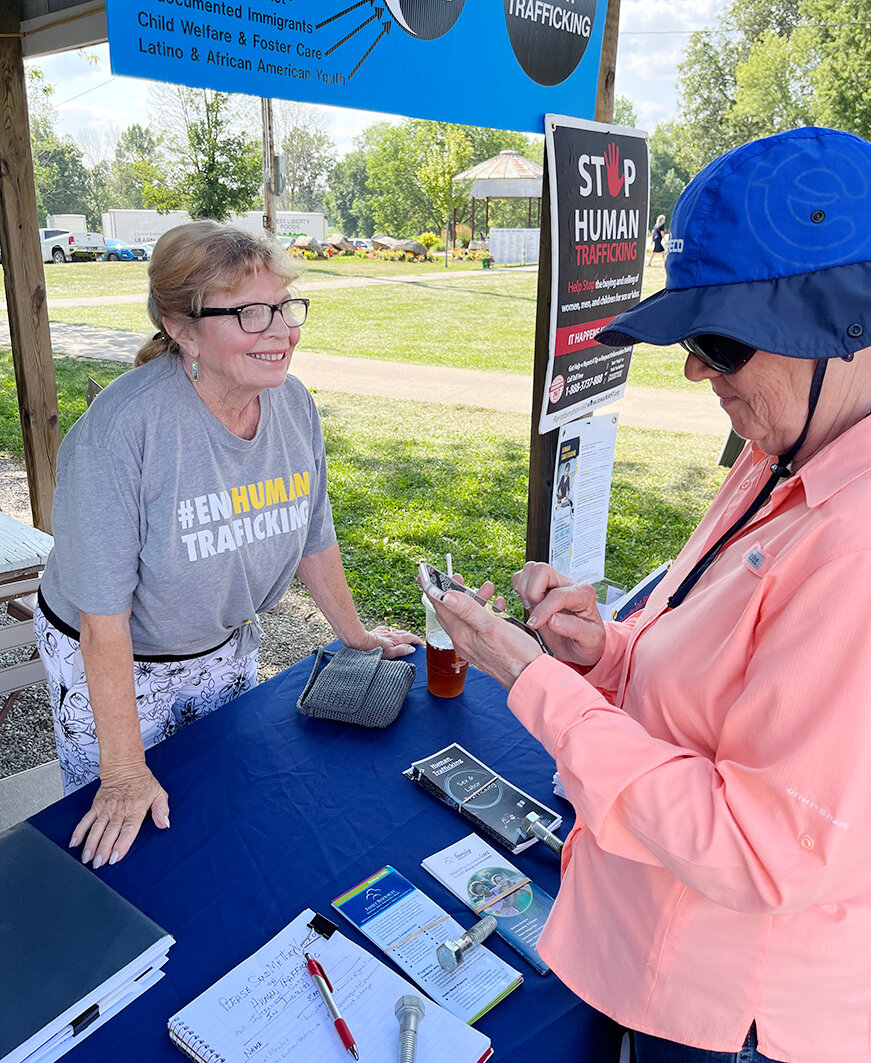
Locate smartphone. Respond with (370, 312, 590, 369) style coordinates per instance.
(418, 563, 553, 656)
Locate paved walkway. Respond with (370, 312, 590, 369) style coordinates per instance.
(0, 319, 729, 434)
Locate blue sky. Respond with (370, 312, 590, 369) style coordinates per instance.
(32, 0, 729, 158)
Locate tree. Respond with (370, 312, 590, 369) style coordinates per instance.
(359, 119, 543, 238)
(803, 0, 871, 139)
(648, 121, 692, 228)
(325, 149, 374, 237)
(728, 30, 815, 136)
(149, 86, 261, 220)
(673, 0, 803, 173)
(110, 124, 167, 209)
(364, 121, 441, 236)
(613, 95, 639, 128)
(271, 101, 337, 213)
(416, 124, 473, 253)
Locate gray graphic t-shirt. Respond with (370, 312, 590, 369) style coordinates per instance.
(41, 355, 336, 656)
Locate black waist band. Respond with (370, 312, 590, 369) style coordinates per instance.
(36, 588, 234, 663)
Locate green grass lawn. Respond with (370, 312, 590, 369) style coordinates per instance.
(9, 251, 691, 396)
(0, 254, 485, 304)
(0, 350, 726, 628)
(40, 263, 693, 388)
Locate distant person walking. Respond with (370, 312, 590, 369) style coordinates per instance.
(648, 214, 667, 266)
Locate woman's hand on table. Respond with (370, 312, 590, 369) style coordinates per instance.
(429, 585, 543, 690)
(70, 763, 170, 868)
(356, 625, 424, 659)
(513, 562, 606, 669)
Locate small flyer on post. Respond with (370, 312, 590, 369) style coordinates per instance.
(549, 413, 619, 583)
(422, 833, 555, 976)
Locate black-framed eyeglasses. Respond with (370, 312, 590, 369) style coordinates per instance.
(680, 333, 757, 374)
(193, 297, 309, 333)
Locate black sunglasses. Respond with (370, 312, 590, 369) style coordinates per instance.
(680, 334, 757, 374)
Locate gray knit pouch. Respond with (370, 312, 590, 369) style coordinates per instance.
(296, 646, 415, 728)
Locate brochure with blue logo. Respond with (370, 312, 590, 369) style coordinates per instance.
(422, 833, 555, 976)
(332, 866, 521, 1024)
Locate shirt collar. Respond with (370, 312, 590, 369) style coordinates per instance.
(749, 414, 871, 508)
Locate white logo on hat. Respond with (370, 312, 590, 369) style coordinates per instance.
(668, 238, 684, 253)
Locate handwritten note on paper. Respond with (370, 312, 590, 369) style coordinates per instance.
(167, 909, 491, 1063)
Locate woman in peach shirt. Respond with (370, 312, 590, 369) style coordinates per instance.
(426, 128, 871, 1062)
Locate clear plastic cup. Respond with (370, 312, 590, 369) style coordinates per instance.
(423, 596, 469, 698)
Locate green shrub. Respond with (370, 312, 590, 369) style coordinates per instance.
(418, 232, 440, 250)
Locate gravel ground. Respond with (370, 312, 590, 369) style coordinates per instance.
(0, 453, 342, 780)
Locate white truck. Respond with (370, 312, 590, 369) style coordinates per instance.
(39, 227, 105, 264)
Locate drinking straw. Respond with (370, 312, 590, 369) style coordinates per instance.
(446, 554, 453, 578)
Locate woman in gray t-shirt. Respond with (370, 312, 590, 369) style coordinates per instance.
(35, 220, 421, 870)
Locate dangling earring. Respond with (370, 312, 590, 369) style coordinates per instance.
(191, 361, 199, 381)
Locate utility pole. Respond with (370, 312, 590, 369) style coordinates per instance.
(261, 97, 275, 236)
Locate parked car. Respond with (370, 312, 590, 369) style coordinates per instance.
(102, 238, 149, 262)
(351, 238, 372, 250)
(39, 227, 105, 263)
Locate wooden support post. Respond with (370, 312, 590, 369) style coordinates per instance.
(0, 7, 61, 532)
(485, 197, 489, 233)
(525, 149, 555, 564)
(594, 0, 622, 124)
(524, 0, 621, 564)
(470, 197, 476, 242)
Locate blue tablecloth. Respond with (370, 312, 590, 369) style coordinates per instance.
(31, 645, 626, 1061)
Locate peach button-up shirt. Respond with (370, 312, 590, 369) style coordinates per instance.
(508, 416, 871, 1063)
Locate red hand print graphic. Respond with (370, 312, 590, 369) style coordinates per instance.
(605, 143, 625, 197)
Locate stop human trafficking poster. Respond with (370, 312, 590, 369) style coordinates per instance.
(539, 115, 649, 433)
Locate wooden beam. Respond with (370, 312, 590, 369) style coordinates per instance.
(0, 6, 61, 532)
(525, 148, 554, 563)
(594, 0, 622, 125)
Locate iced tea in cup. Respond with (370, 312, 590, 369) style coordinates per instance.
(423, 596, 469, 698)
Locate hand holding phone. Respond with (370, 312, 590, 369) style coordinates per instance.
(418, 563, 552, 656)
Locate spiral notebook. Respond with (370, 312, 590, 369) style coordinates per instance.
(167, 908, 492, 1063)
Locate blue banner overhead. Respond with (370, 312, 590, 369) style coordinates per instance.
(106, 0, 606, 133)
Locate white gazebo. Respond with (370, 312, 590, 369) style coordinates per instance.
(454, 150, 543, 239)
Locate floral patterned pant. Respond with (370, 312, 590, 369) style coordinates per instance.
(34, 604, 258, 795)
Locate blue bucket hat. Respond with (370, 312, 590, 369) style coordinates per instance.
(598, 127, 871, 358)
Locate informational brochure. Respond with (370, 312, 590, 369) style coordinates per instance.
(422, 833, 555, 976)
(549, 413, 619, 583)
(332, 866, 522, 1024)
(404, 744, 562, 854)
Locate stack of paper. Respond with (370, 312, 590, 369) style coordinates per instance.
(0, 822, 173, 1063)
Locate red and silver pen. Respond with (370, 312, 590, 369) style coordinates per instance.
(304, 952, 359, 1060)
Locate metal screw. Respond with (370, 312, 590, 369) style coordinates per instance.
(436, 914, 498, 971)
(395, 995, 426, 1063)
(520, 811, 564, 856)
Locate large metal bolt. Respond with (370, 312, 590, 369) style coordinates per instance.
(436, 914, 498, 971)
(395, 994, 426, 1063)
(520, 811, 564, 856)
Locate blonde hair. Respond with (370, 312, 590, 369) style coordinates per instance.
(135, 220, 299, 366)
